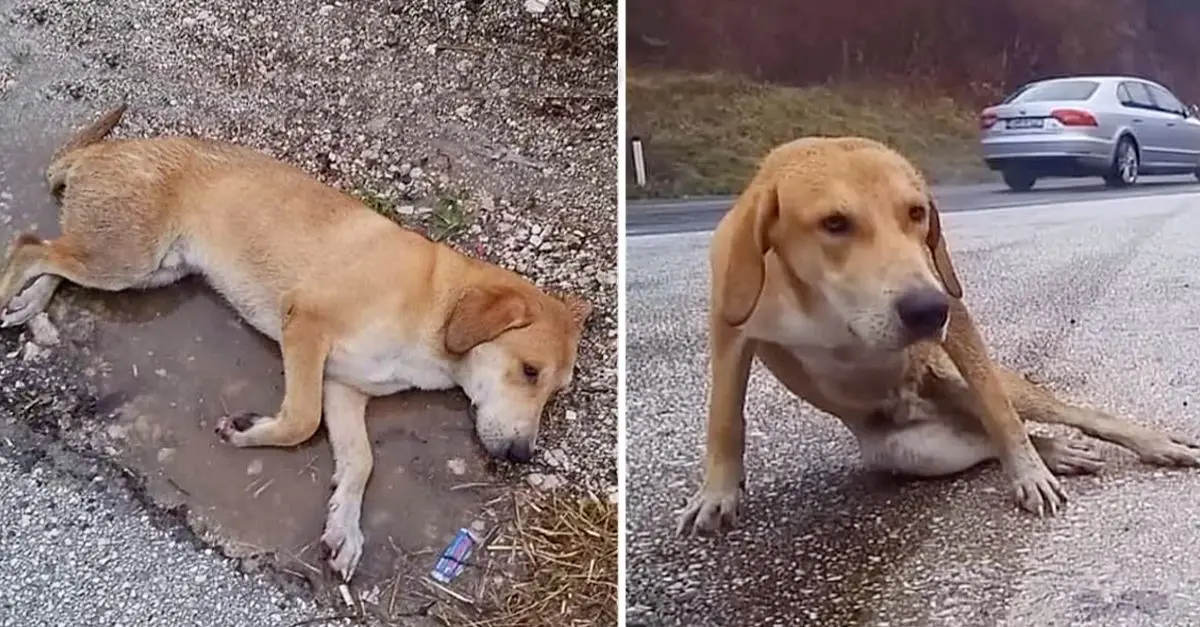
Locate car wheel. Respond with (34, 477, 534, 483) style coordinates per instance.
(1104, 136, 1139, 188)
(1002, 169, 1037, 192)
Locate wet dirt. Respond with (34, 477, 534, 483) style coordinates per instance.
(0, 102, 505, 605)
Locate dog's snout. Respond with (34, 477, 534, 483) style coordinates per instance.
(505, 440, 534, 464)
(895, 288, 950, 338)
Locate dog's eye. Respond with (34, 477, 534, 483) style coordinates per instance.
(909, 205, 927, 222)
(521, 363, 540, 383)
(819, 213, 852, 235)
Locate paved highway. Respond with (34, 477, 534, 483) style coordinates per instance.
(625, 182, 1200, 626)
(626, 175, 1200, 235)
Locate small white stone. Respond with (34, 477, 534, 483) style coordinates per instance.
(247, 459, 264, 475)
(446, 458, 467, 475)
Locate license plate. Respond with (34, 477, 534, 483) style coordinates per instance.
(1007, 118, 1044, 129)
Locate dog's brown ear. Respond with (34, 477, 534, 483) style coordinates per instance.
(445, 285, 534, 354)
(926, 198, 963, 299)
(716, 181, 779, 326)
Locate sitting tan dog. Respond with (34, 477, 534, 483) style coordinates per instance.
(678, 136, 1199, 535)
(0, 105, 592, 580)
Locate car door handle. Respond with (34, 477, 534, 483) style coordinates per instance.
(1168, 121, 1178, 127)
(1133, 118, 1144, 123)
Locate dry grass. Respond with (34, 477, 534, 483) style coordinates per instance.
(626, 69, 990, 198)
(438, 489, 618, 627)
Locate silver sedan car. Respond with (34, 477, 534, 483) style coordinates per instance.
(979, 75, 1200, 191)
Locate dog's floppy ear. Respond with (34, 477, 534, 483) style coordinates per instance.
(926, 197, 963, 298)
(445, 285, 534, 354)
(716, 181, 779, 326)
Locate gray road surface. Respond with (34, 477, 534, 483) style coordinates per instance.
(625, 188, 1200, 626)
(626, 175, 1200, 235)
(0, 428, 335, 627)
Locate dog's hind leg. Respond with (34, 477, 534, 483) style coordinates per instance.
(215, 297, 330, 448)
(1, 275, 63, 327)
(1001, 369, 1200, 467)
(857, 418, 1104, 478)
(0, 232, 190, 327)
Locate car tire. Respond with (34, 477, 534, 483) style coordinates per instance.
(1002, 169, 1037, 192)
(1104, 136, 1139, 188)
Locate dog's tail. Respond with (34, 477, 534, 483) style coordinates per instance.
(46, 103, 128, 196)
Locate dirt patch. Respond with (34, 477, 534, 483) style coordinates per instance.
(0, 0, 616, 623)
(626, 70, 993, 198)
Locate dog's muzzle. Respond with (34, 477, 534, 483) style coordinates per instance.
(467, 404, 535, 464)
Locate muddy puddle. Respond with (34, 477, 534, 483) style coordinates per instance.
(0, 102, 504, 604)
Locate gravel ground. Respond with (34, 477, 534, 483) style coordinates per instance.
(0, 0, 615, 623)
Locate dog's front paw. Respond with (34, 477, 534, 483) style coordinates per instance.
(322, 503, 365, 582)
(675, 480, 744, 536)
(214, 412, 269, 447)
(1009, 460, 1068, 517)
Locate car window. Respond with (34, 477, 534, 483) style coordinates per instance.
(1003, 80, 1099, 103)
(1119, 82, 1156, 109)
(1116, 83, 1133, 104)
(1146, 83, 1185, 114)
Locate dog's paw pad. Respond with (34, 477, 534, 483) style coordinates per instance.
(676, 484, 744, 537)
(321, 514, 365, 582)
(214, 412, 267, 441)
(1138, 436, 1200, 467)
(1011, 466, 1067, 517)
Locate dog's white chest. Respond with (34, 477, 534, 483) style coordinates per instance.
(787, 346, 907, 409)
(326, 337, 455, 396)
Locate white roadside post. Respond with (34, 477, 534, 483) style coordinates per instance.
(631, 136, 647, 188)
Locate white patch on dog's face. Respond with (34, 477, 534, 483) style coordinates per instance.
(454, 326, 579, 462)
(819, 267, 946, 351)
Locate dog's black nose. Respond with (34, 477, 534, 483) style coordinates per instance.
(895, 288, 950, 338)
(505, 440, 534, 464)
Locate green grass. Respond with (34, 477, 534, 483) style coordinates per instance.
(429, 188, 472, 242)
(352, 187, 395, 216)
(626, 70, 991, 198)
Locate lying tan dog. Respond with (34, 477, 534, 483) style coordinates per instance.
(678, 136, 1200, 535)
(0, 105, 592, 580)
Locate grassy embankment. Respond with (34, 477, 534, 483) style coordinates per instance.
(627, 70, 991, 198)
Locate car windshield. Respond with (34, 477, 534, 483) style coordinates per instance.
(1003, 80, 1100, 103)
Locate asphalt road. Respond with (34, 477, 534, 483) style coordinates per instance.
(626, 175, 1200, 235)
(625, 183, 1200, 626)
